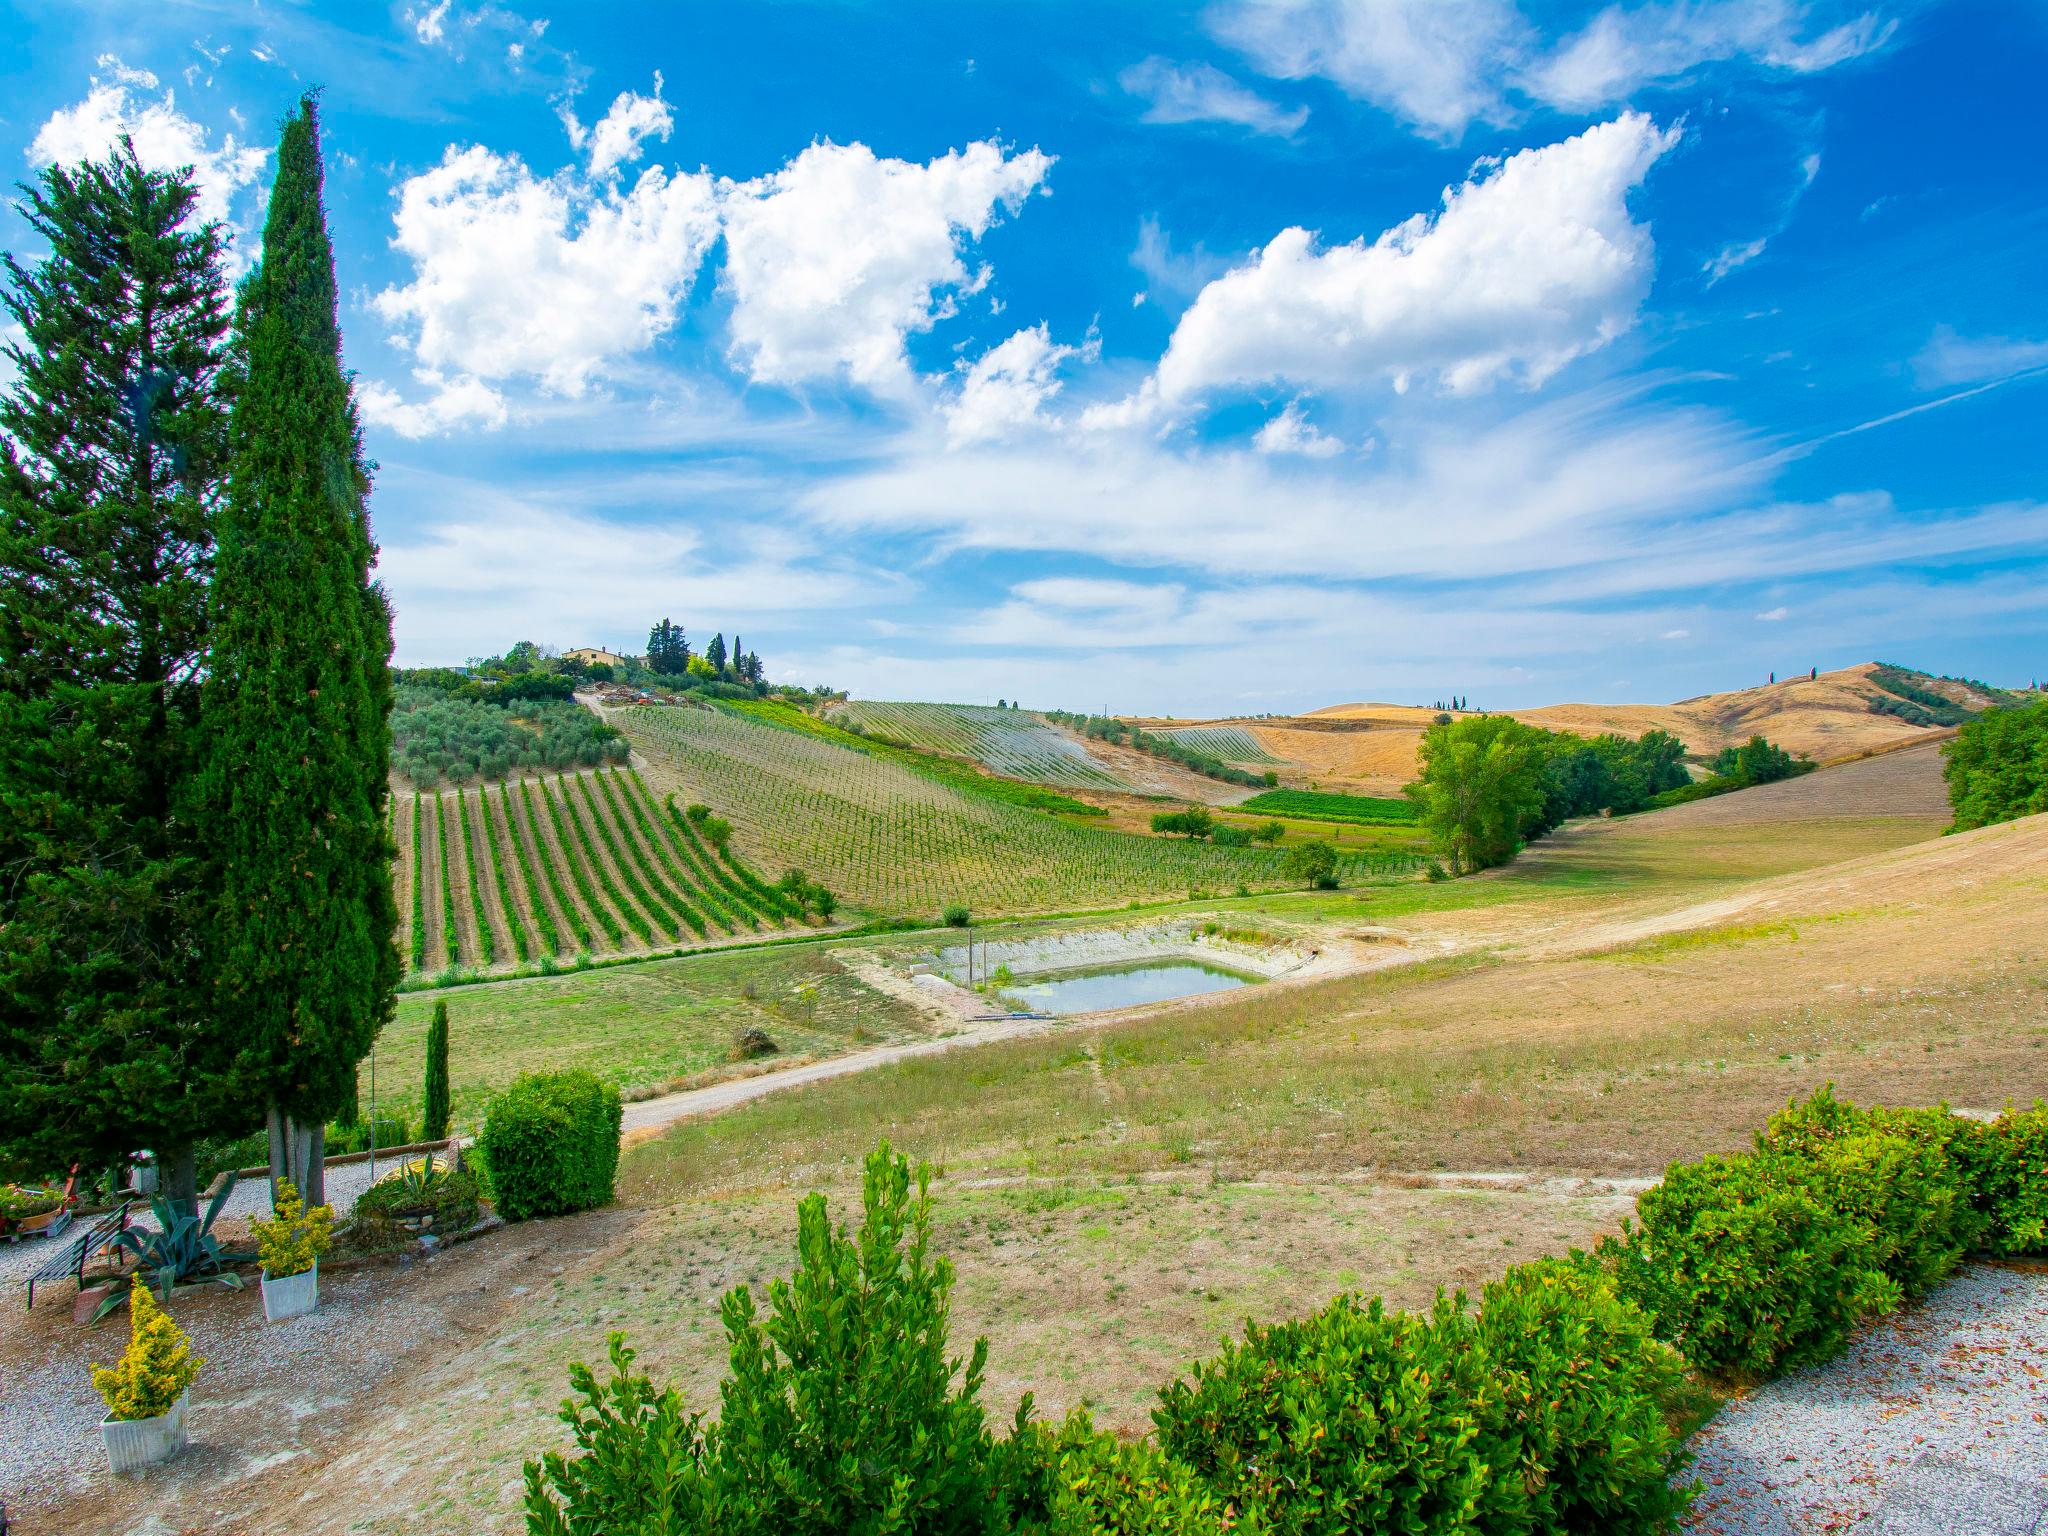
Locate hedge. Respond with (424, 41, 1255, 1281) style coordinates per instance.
(478, 1070, 621, 1223)
(524, 1097, 2045, 1534)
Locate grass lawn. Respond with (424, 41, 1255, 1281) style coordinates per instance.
(375, 946, 928, 1128)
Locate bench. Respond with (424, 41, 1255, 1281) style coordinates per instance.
(23, 1200, 132, 1310)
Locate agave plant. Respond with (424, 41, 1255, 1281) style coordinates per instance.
(90, 1177, 249, 1323)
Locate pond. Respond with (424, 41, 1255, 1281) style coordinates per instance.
(996, 960, 1259, 1016)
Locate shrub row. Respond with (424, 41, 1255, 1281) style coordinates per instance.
(524, 1100, 2044, 1534)
(1602, 1088, 2045, 1379)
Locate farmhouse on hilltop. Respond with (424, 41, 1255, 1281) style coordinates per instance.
(562, 646, 628, 668)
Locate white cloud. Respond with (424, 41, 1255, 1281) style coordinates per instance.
(1253, 398, 1345, 456)
(378, 491, 881, 664)
(1131, 215, 1234, 303)
(29, 56, 268, 235)
(1913, 325, 2048, 389)
(1212, 0, 1892, 138)
(812, 386, 1765, 585)
(1214, 0, 1526, 140)
(947, 324, 1077, 445)
(718, 139, 1052, 393)
(1118, 57, 1309, 137)
(1661, 627, 1690, 638)
(1755, 605, 1789, 620)
(1703, 236, 1768, 283)
(561, 74, 674, 179)
(359, 370, 511, 439)
(1528, 1, 1893, 111)
(408, 2, 452, 44)
(372, 144, 719, 400)
(1139, 113, 1677, 409)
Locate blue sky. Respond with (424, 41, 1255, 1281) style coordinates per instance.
(2, 0, 2043, 713)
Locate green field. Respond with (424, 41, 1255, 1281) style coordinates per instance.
(374, 944, 925, 1128)
(828, 700, 1131, 790)
(1238, 788, 1418, 824)
(618, 703, 1408, 918)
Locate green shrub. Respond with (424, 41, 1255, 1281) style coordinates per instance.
(1959, 1103, 2048, 1254)
(1944, 696, 2048, 830)
(1043, 1419, 1268, 1535)
(479, 1070, 621, 1222)
(944, 903, 972, 927)
(1607, 1152, 1879, 1379)
(1475, 1259, 1692, 1535)
(1758, 1088, 1975, 1297)
(524, 1142, 1036, 1534)
(1154, 1291, 1511, 1536)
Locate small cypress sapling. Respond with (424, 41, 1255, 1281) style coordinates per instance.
(422, 1000, 451, 1142)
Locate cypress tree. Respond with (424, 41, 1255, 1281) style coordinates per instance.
(0, 143, 242, 1209)
(421, 1000, 450, 1142)
(203, 95, 397, 1206)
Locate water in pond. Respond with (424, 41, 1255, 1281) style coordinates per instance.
(997, 960, 1257, 1015)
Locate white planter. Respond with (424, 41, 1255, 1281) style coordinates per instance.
(100, 1388, 188, 1474)
(260, 1261, 319, 1321)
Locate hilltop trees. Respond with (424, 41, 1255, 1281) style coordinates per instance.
(706, 632, 728, 674)
(0, 144, 244, 1206)
(646, 618, 690, 676)
(203, 96, 397, 1206)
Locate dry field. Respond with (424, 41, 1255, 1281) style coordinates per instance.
(1277, 663, 1961, 790)
(16, 743, 2046, 1536)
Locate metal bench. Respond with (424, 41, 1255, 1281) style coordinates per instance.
(23, 1200, 132, 1310)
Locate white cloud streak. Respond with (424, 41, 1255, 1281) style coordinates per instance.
(1118, 57, 1309, 137)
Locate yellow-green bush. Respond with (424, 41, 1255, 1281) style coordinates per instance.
(90, 1285, 199, 1421)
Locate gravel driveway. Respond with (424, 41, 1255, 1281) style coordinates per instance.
(1685, 1264, 2048, 1535)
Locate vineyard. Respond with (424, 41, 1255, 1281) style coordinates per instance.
(1237, 788, 1418, 824)
(619, 703, 1402, 917)
(826, 700, 1130, 791)
(391, 766, 805, 978)
(1151, 724, 1282, 763)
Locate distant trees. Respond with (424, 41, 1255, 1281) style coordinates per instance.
(1150, 806, 1215, 838)
(1707, 736, 1805, 785)
(1943, 698, 2048, 831)
(1283, 839, 1339, 889)
(706, 633, 729, 674)
(647, 618, 690, 676)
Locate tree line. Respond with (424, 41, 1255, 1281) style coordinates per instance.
(1042, 709, 1273, 789)
(1405, 717, 1812, 873)
(1, 104, 391, 1213)
(646, 618, 765, 685)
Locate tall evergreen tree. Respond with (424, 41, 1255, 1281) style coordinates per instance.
(706, 632, 728, 674)
(645, 617, 688, 675)
(203, 96, 397, 1206)
(0, 143, 242, 1209)
(421, 1000, 450, 1142)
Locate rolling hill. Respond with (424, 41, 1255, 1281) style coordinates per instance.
(1131, 663, 2020, 795)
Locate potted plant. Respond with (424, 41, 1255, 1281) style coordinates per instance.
(251, 1181, 333, 1321)
(0, 1183, 65, 1236)
(91, 1285, 199, 1473)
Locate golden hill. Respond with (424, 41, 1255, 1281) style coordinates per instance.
(1191, 664, 1973, 795)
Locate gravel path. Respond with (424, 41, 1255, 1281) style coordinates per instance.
(1685, 1264, 2048, 1535)
(0, 1157, 404, 1292)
